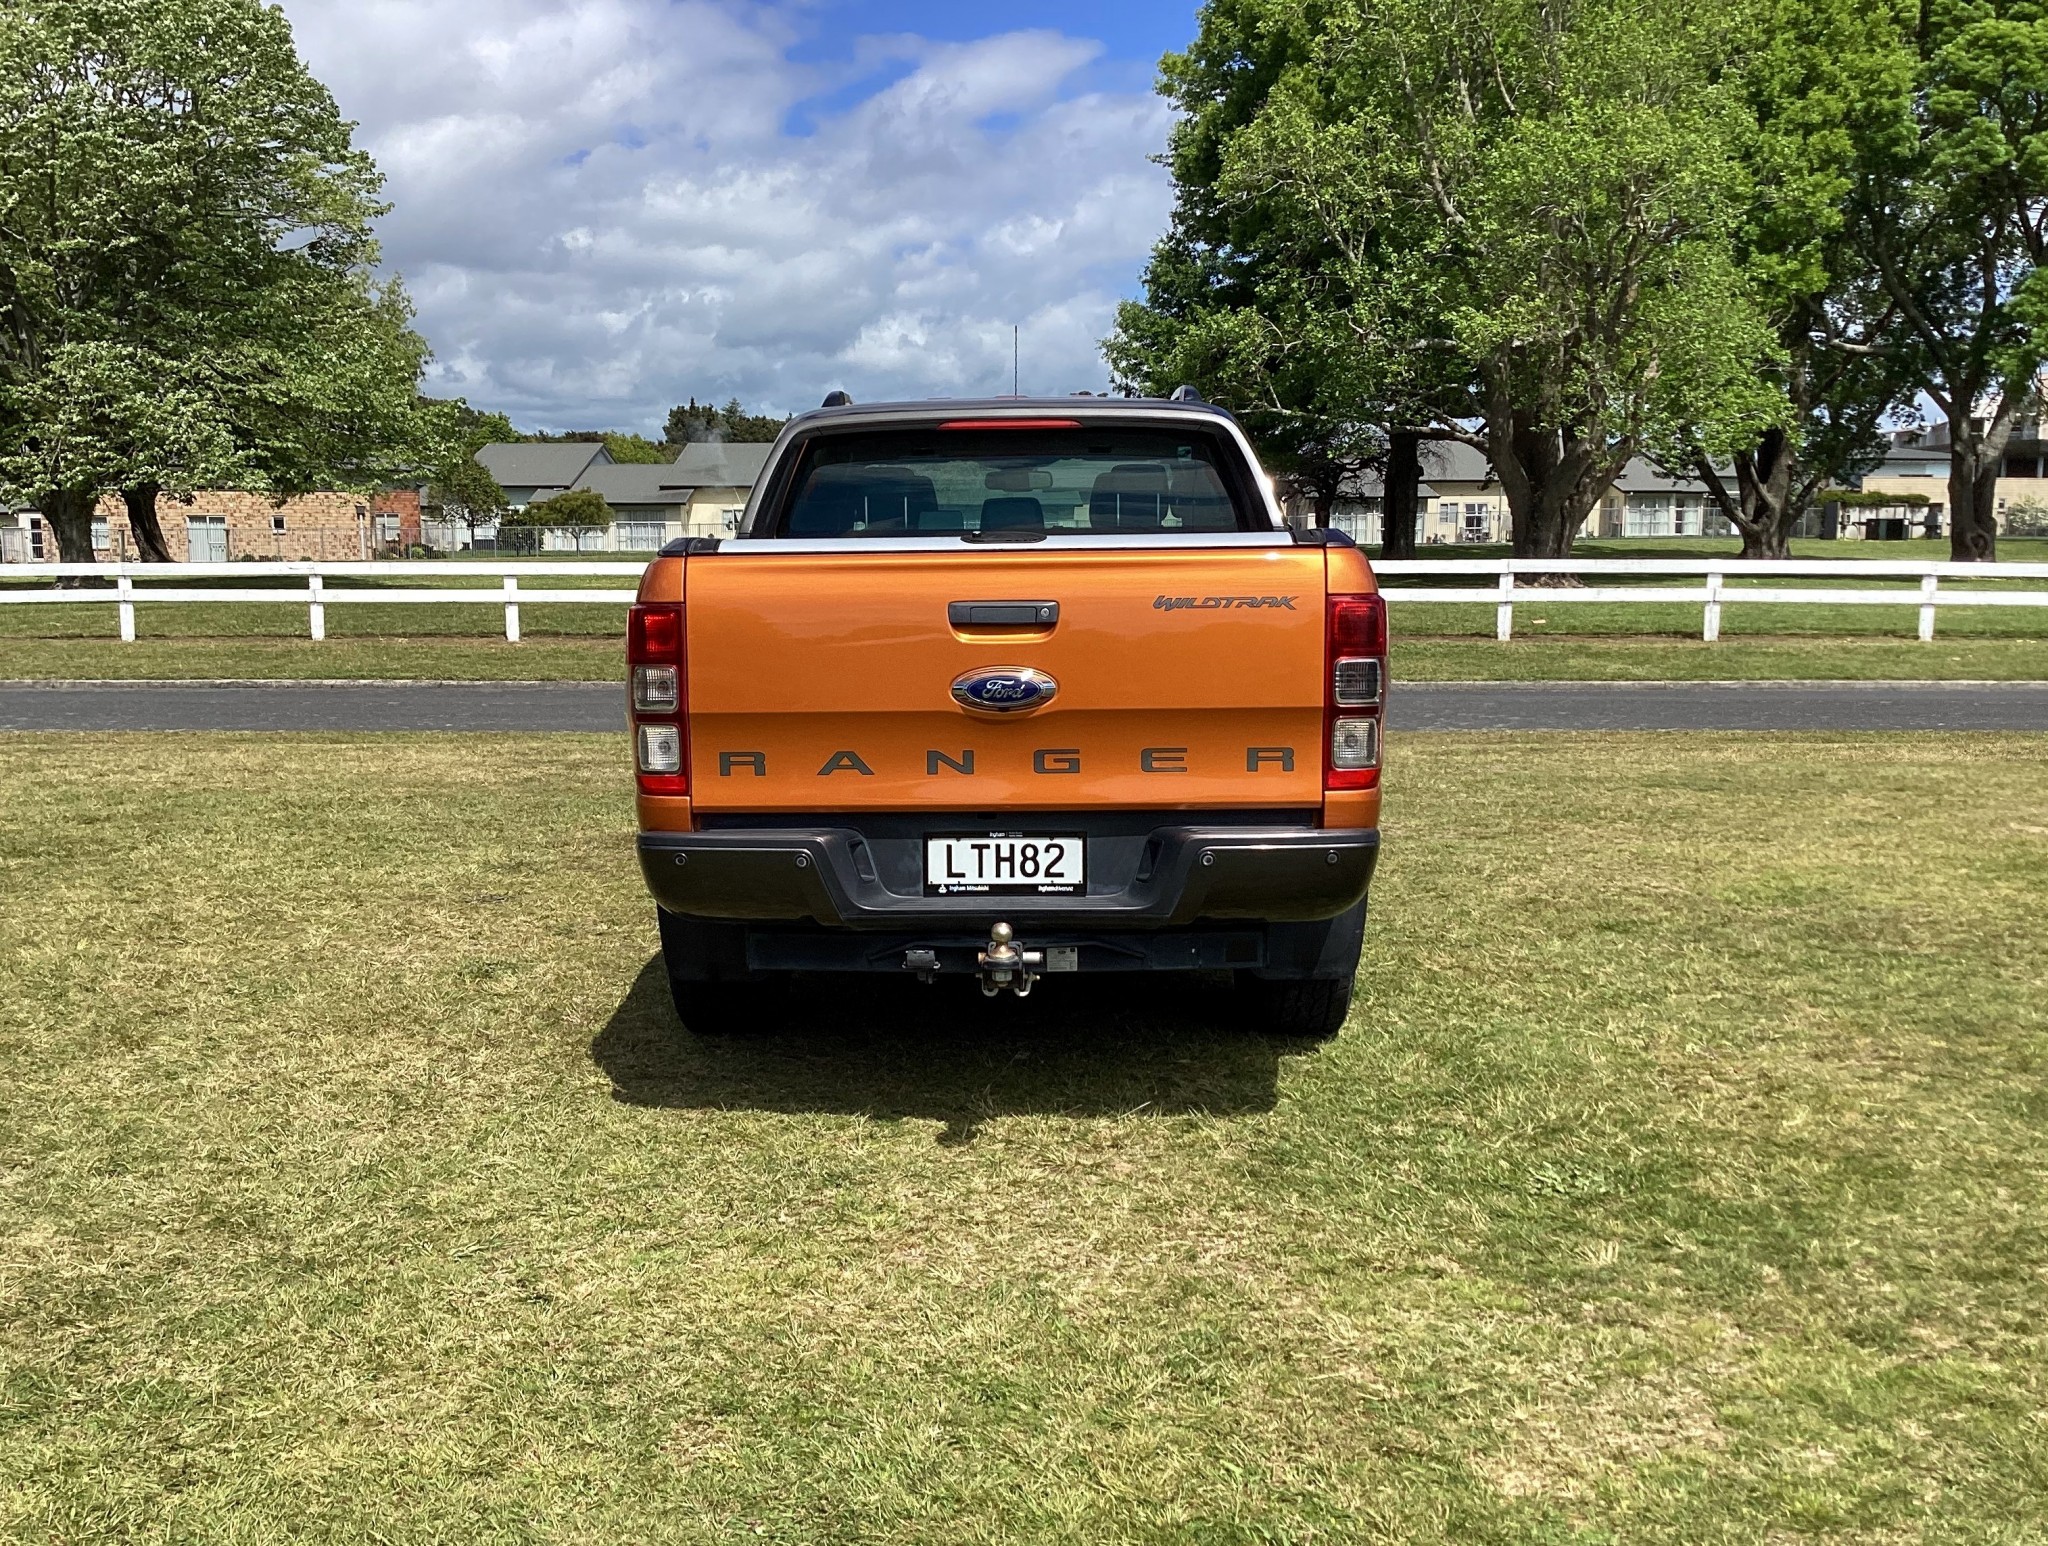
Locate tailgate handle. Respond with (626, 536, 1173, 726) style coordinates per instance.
(949, 600, 1059, 629)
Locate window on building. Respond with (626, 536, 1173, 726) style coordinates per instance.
(1625, 494, 1674, 538)
(1459, 503, 1492, 543)
(186, 514, 229, 562)
(272, 513, 288, 534)
(615, 521, 665, 551)
(721, 507, 745, 531)
(2005, 455, 2040, 478)
(91, 518, 110, 550)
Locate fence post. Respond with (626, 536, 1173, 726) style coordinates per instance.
(1496, 565, 1514, 642)
(1703, 569, 1723, 642)
(1918, 573, 1938, 642)
(308, 573, 325, 641)
(503, 574, 521, 643)
(117, 573, 135, 643)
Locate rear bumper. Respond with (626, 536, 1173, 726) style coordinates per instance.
(639, 823, 1378, 928)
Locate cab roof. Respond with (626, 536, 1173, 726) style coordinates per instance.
(785, 395, 1240, 430)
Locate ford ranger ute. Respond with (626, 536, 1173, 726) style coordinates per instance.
(628, 394, 1385, 1038)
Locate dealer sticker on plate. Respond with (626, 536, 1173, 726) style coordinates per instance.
(924, 832, 1084, 896)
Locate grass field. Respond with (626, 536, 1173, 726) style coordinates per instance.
(3, 733, 2045, 1541)
(3, 633, 2045, 684)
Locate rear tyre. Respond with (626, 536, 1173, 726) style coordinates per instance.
(666, 978, 781, 1036)
(656, 909, 781, 1034)
(1237, 975, 1355, 1041)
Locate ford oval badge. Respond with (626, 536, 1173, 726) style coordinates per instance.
(952, 666, 1058, 715)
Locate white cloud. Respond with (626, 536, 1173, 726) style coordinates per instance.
(275, 0, 1175, 430)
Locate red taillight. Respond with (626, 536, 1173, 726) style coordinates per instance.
(1325, 592, 1386, 792)
(936, 418, 1083, 431)
(629, 603, 682, 663)
(629, 603, 688, 795)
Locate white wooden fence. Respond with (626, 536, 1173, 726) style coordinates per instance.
(1374, 557, 2048, 641)
(0, 561, 644, 643)
(3, 556, 2047, 643)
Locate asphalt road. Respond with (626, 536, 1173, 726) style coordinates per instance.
(3, 679, 2047, 732)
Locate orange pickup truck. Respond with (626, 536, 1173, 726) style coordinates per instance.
(628, 394, 1384, 1037)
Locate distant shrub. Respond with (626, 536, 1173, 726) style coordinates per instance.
(507, 489, 612, 527)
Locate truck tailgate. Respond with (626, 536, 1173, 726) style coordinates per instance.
(686, 547, 1325, 811)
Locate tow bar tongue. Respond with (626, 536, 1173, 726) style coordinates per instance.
(976, 921, 1044, 998)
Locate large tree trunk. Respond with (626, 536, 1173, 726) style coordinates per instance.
(1946, 430, 2001, 562)
(1699, 427, 1797, 560)
(34, 486, 98, 566)
(121, 482, 175, 562)
(1941, 383, 2030, 561)
(1479, 382, 1624, 566)
(1381, 430, 1421, 558)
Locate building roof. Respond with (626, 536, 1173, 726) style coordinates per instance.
(476, 442, 612, 488)
(1336, 470, 1438, 501)
(575, 463, 696, 504)
(1419, 438, 1710, 494)
(666, 442, 773, 487)
(1872, 444, 1948, 477)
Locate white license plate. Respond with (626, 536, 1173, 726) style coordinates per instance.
(924, 833, 1084, 896)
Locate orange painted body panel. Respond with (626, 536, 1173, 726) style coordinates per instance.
(684, 549, 1329, 812)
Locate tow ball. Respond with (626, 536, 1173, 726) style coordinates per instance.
(977, 921, 1044, 998)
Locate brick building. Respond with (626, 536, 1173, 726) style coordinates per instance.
(4, 488, 422, 563)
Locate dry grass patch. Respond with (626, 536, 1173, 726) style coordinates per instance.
(1, 732, 2044, 1542)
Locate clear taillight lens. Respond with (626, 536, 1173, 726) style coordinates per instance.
(1330, 716, 1379, 771)
(1332, 657, 1382, 708)
(637, 723, 682, 774)
(633, 664, 679, 713)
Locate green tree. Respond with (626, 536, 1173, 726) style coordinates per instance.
(1661, 0, 1916, 558)
(664, 397, 786, 446)
(422, 397, 513, 543)
(0, 0, 430, 563)
(526, 429, 670, 463)
(1847, 0, 2048, 561)
(506, 487, 611, 528)
(1106, 0, 1448, 549)
(1115, 0, 1782, 560)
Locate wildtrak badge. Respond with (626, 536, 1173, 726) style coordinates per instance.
(1154, 594, 1298, 611)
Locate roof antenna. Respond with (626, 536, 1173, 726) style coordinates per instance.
(1169, 384, 1205, 403)
(821, 390, 852, 408)
(1013, 325, 1020, 396)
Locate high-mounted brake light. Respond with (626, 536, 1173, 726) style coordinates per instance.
(1325, 592, 1387, 792)
(628, 602, 688, 795)
(937, 418, 1083, 431)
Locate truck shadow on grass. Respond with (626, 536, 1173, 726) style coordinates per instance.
(591, 956, 1313, 1141)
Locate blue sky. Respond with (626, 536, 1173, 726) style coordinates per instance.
(278, 0, 1205, 431)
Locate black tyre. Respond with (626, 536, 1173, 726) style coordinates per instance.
(656, 909, 781, 1033)
(666, 978, 782, 1035)
(1237, 975, 1355, 1040)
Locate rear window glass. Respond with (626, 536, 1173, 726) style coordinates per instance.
(759, 426, 1262, 538)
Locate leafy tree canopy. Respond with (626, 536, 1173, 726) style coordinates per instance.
(664, 398, 787, 446)
(1112, 0, 1786, 558)
(1847, 0, 2048, 559)
(525, 429, 670, 463)
(505, 487, 610, 527)
(0, 0, 435, 560)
